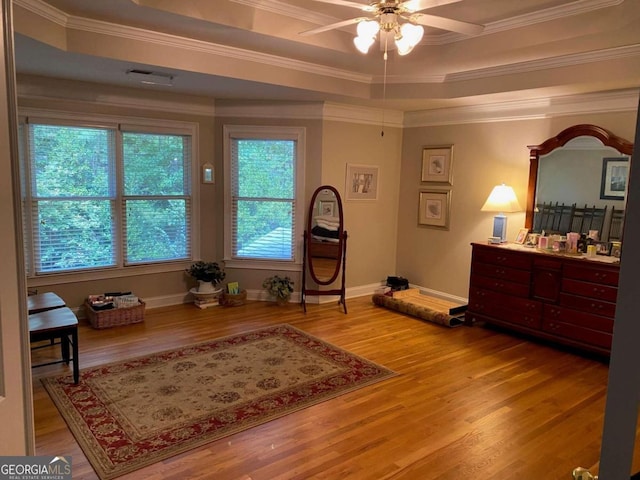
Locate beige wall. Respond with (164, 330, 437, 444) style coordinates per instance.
(398, 112, 638, 299)
(321, 121, 402, 288)
(16, 76, 639, 306)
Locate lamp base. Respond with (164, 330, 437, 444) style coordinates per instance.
(492, 214, 507, 242)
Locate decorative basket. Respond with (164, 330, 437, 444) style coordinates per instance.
(221, 290, 247, 307)
(85, 299, 145, 329)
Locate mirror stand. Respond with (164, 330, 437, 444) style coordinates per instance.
(301, 230, 348, 313)
(301, 185, 348, 314)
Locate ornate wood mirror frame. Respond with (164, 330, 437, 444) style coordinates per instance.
(525, 124, 634, 230)
(301, 185, 347, 313)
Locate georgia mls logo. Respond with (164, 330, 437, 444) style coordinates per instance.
(48, 457, 71, 474)
(0, 455, 72, 480)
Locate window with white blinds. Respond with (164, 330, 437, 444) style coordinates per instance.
(21, 120, 194, 275)
(224, 126, 305, 266)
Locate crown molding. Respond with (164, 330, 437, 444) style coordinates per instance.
(447, 44, 640, 83)
(403, 89, 640, 127)
(214, 101, 404, 127)
(17, 79, 217, 117)
(16, 0, 371, 86)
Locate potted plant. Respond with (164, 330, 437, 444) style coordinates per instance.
(186, 261, 226, 293)
(262, 275, 294, 304)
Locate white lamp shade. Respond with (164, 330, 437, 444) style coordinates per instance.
(480, 184, 522, 213)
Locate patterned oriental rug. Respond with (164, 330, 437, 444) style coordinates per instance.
(42, 324, 396, 480)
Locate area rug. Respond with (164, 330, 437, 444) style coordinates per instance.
(42, 324, 396, 479)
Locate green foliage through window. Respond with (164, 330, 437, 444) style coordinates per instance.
(22, 122, 192, 274)
(231, 139, 296, 260)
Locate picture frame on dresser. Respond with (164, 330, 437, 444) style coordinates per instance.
(515, 228, 529, 244)
(594, 241, 612, 255)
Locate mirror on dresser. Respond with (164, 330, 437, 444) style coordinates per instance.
(301, 185, 348, 313)
(526, 124, 633, 243)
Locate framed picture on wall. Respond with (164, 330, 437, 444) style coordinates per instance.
(345, 164, 379, 200)
(421, 145, 453, 184)
(600, 157, 629, 200)
(418, 190, 451, 229)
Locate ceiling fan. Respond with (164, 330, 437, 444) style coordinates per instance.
(300, 0, 484, 55)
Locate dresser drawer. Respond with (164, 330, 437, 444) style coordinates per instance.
(472, 246, 532, 270)
(544, 304, 613, 333)
(471, 262, 531, 284)
(470, 274, 530, 297)
(562, 278, 618, 303)
(468, 289, 541, 329)
(563, 264, 619, 286)
(469, 287, 541, 315)
(542, 318, 613, 350)
(559, 292, 616, 318)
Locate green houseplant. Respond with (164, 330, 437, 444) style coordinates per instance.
(186, 261, 226, 293)
(262, 275, 294, 304)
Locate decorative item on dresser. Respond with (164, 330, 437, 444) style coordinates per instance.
(466, 242, 619, 356)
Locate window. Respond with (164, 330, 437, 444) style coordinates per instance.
(21, 117, 195, 276)
(223, 126, 305, 268)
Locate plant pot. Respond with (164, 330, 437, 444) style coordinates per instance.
(197, 280, 218, 293)
(275, 296, 290, 306)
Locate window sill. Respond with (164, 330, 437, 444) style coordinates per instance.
(223, 259, 302, 272)
(27, 261, 191, 287)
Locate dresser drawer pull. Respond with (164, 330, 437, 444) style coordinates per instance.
(592, 287, 605, 295)
(590, 303, 603, 310)
(594, 272, 608, 280)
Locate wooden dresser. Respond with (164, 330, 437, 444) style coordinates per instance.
(466, 242, 620, 356)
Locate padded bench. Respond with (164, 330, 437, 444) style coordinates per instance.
(372, 289, 466, 328)
(29, 307, 79, 384)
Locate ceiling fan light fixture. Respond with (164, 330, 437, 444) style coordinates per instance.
(357, 19, 380, 38)
(354, 35, 375, 54)
(400, 22, 424, 46)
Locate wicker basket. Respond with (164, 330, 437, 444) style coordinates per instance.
(85, 300, 145, 329)
(221, 290, 247, 307)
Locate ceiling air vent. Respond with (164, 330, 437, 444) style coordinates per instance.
(126, 69, 174, 86)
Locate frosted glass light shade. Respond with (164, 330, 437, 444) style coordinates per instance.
(354, 35, 375, 54)
(357, 20, 380, 38)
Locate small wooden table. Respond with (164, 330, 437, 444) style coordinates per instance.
(27, 292, 66, 314)
(29, 307, 79, 384)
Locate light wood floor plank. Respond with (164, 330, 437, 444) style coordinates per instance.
(31, 296, 640, 479)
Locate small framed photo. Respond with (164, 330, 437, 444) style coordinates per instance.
(538, 236, 549, 250)
(318, 200, 334, 216)
(594, 241, 612, 256)
(418, 190, 451, 230)
(610, 241, 622, 258)
(346, 164, 379, 200)
(515, 228, 529, 244)
(600, 157, 629, 200)
(421, 145, 453, 184)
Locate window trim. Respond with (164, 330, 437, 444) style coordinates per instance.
(19, 108, 200, 284)
(223, 125, 305, 271)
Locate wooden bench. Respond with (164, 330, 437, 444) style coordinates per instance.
(29, 307, 79, 384)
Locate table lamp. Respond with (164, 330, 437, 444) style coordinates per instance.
(481, 184, 522, 242)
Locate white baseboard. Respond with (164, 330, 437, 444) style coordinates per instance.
(73, 283, 467, 319)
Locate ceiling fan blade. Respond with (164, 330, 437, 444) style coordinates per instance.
(401, 0, 462, 13)
(306, 0, 373, 12)
(300, 17, 363, 36)
(413, 13, 484, 35)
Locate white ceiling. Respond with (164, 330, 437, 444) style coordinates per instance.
(11, 0, 640, 112)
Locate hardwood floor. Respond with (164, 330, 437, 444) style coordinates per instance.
(31, 296, 640, 479)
